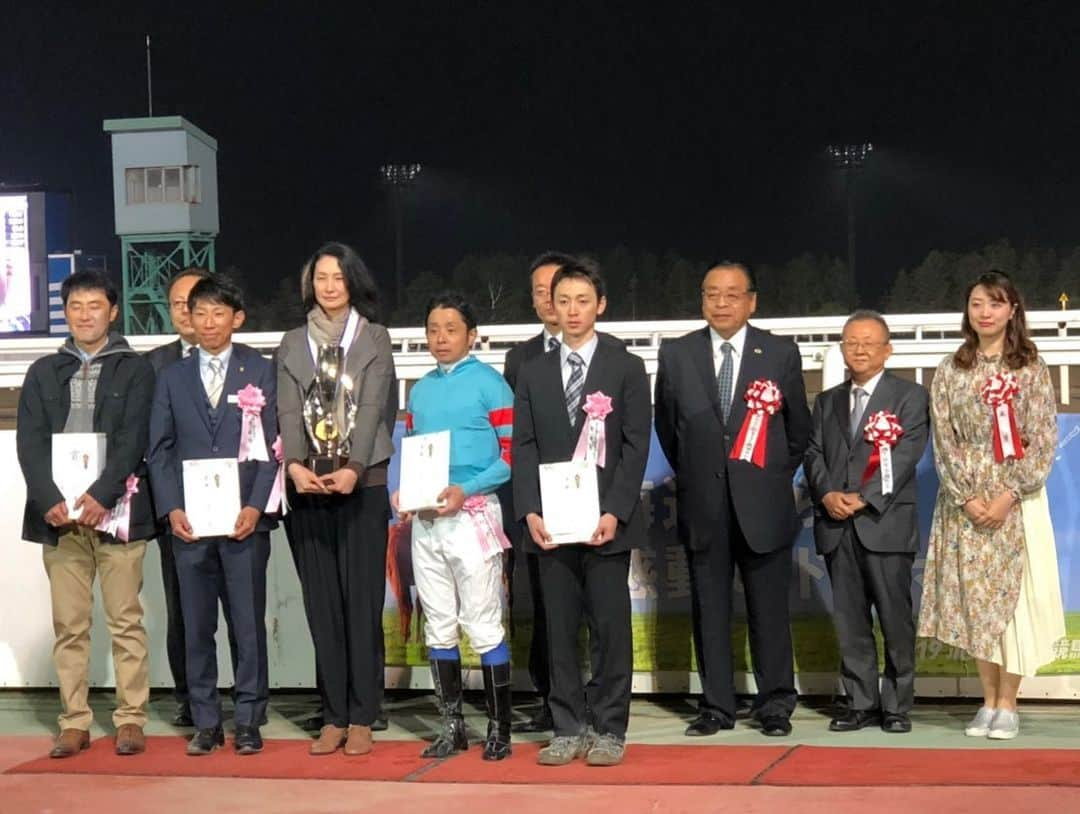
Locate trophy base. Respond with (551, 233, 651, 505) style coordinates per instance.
(308, 456, 338, 477)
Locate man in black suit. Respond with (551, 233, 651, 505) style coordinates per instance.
(513, 258, 650, 767)
(501, 250, 575, 733)
(804, 311, 929, 734)
(145, 268, 238, 728)
(654, 261, 811, 737)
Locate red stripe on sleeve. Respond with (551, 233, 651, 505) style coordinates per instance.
(489, 407, 514, 427)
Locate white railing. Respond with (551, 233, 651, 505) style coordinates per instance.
(2, 310, 1079, 404)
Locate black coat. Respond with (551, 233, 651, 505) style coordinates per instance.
(512, 333, 651, 556)
(17, 334, 157, 545)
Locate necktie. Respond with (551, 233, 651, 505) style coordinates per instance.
(547, 336, 560, 353)
(565, 352, 584, 424)
(207, 357, 224, 408)
(850, 386, 867, 441)
(717, 342, 734, 422)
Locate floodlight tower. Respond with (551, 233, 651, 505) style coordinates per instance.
(103, 116, 219, 333)
(827, 143, 873, 291)
(380, 163, 422, 307)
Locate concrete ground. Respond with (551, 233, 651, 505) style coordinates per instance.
(3, 690, 1080, 813)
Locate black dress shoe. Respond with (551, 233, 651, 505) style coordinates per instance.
(234, 725, 263, 755)
(511, 702, 553, 733)
(881, 713, 912, 734)
(302, 713, 325, 732)
(372, 712, 389, 732)
(186, 726, 225, 756)
(760, 716, 792, 737)
(171, 703, 194, 728)
(829, 709, 881, 732)
(684, 711, 735, 736)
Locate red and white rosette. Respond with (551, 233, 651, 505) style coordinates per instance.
(729, 379, 783, 468)
(573, 391, 613, 468)
(236, 384, 271, 463)
(861, 410, 904, 495)
(980, 372, 1024, 463)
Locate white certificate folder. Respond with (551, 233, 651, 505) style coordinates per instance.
(182, 458, 242, 538)
(539, 460, 601, 545)
(398, 430, 451, 513)
(51, 432, 107, 518)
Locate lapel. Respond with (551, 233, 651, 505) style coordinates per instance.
(343, 324, 376, 383)
(282, 330, 316, 389)
(543, 346, 578, 447)
(526, 332, 547, 362)
(572, 338, 609, 435)
(186, 351, 214, 436)
(214, 345, 249, 440)
(92, 353, 117, 426)
(835, 381, 853, 446)
(691, 327, 721, 417)
(726, 325, 765, 432)
(847, 371, 894, 458)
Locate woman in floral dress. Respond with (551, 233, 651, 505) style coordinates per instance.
(918, 270, 1065, 740)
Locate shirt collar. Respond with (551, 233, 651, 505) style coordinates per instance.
(198, 344, 232, 370)
(710, 324, 748, 357)
(542, 327, 562, 347)
(437, 353, 473, 376)
(180, 338, 195, 358)
(561, 333, 599, 367)
(852, 368, 885, 398)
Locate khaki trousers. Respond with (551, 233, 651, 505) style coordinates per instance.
(42, 527, 150, 730)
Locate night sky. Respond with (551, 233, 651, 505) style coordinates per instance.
(5, 1, 1080, 308)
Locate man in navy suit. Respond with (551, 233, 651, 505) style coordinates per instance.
(148, 275, 278, 756)
(654, 261, 811, 738)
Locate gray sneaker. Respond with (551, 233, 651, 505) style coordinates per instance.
(537, 733, 592, 766)
(585, 732, 625, 766)
(964, 705, 995, 737)
(987, 708, 1020, 740)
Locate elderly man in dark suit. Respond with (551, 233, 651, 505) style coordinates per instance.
(654, 261, 811, 737)
(148, 275, 278, 756)
(513, 258, 651, 767)
(501, 250, 575, 733)
(804, 310, 929, 734)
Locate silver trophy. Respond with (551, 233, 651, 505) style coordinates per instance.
(303, 345, 358, 476)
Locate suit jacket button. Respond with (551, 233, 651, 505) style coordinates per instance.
(715, 472, 722, 479)
(212, 446, 219, 453)
(724, 434, 731, 442)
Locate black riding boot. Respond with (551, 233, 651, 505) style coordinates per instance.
(481, 662, 512, 760)
(421, 658, 469, 758)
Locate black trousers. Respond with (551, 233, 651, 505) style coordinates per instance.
(173, 532, 270, 729)
(825, 529, 915, 715)
(506, 545, 551, 699)
(539, 546, 631, 739)
(286, 485, 389, 727)
(688, 484, 796, 723)
(158, 533, 238, 704)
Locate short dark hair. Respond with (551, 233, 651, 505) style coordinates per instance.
(551, 256, 606, 301)
(61, 270, 118, 307)
(188, 274, 245, 313)
(704, 260, 756, 292)
(300, 242, 381, 322)
(425, 290, 478, 332)
(843, 309, 891, 342)
(528, 251, 577, 279)
(167, 267, 211, 298)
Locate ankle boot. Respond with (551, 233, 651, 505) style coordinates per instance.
(421, 658, 469, 758)
(481, 661, 512, 760)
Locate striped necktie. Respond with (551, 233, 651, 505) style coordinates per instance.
(850, 386, 867, 441)
(717, 342, 734, 422)
(207, 357, 225, 408)
(547, 336, 560, 353)
(565, 352, 584, 424)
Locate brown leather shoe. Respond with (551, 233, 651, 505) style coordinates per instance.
(309, 724, 347, 756)
(50, 729, 90, 758)
(344, 724, 373, 756)
(115, 724, 146, 756)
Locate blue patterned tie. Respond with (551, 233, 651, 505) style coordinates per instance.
(850, 386, 867, 441)
(565, 352, 585, 424)
(717, 342, 734, 422)
(547, 336, 560, 353)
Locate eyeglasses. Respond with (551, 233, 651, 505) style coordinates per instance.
(841, 340, 888, 351)
(702, 290, 751, 305)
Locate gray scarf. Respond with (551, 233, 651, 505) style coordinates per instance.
(306, 306, 349, 348)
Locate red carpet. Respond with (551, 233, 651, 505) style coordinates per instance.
(760, 745, 1080, 787)
(8, 739, 1080, 787)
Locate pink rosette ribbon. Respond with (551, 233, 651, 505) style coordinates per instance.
(861, 410, 904, 495)
(572, 391, 613, 468)
(96, 474, 139, 542)
(462, 495, 511, 558)
(264, 435, 287, 515)
(730, 379, 783, 468)
(980, 372, 1024, 463)
(236, 384, 271, 463)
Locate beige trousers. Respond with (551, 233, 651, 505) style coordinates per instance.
(42, 527, 149, 730)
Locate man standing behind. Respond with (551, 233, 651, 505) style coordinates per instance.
(146, 267, 238, 729)
(501, 251, 574, 733)
(654, 261, 811, 737)
(804, 311, 929, 734)
(148, 275, 278, 756)
(513, 259, 651, 766)
(17, 270, 156, 758)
